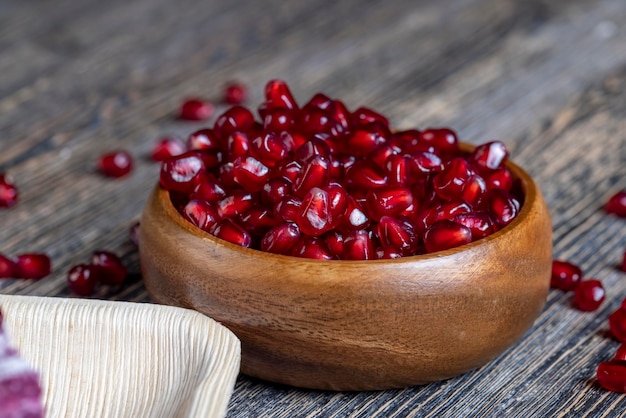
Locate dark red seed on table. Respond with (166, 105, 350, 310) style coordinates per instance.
(223, 82, 248, 105)
(597, 360, 626, 393)
(98, 150, 133, 178)
(377, 216, 419, 256)
(471, 141, 509, 170)
(91, 251, 128, 285)
(0, 174, 18, 208)
(605, 190, 626, 218)
(182, 199, 219, 232)
(159, 152, 205, 193)
(179, 99, 214, 121)
(550, 260, 583, 291)
(418, 128, 459, 154)
(485, 167, 513, 192)
(214, 106, 255, 140)
(572, 279, 605, 311)
(129, 222, 140, 246)
(211, 218, 252, 247)
(424, 220, 472, 253)
(187, 129, 221, 151)
(151, 136, 185, 161)
(292, 155, 330, 198)
(352, 107, 389, 128)
(451, 212, 495, 240)
(275, 195, 302, 223)
(297, 187, 333, 236)
(343, 230, 375, 260)
(261, 223, 301, 255)
(488, 189, 521, 226)
(433, 157, 472, 201)
(67, 264, 97, 296)
(610, 308, 626, 342)
(264, 79, 298, 110)
(216, 191, 255, 218)
(232, 156, 270, 192)
(14, 254, 51, 280)
(191, 174, 226, 203)
(613, 344, 626, 361)
(324, 230, 344, 257)
(366, 186, 414, 221)
(251, 132, 289, 166)
(0, 254, 16, 278)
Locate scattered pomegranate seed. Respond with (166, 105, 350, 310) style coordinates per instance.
(14, 254, 51, 280)
(0, 174, 18, 208)
(614, 344, 626, 361)
(0, 254, 16, 278)
(609, 308, 626, 342)
(550, 260, 583, 291)
(605, 190, 626, 218)
(179, 98, 214, 121)
(67, 264, 97, 296)
(572, 279, 605, 312)
(91, 251, 128, 285)
(98, 150, 133, 178)
(597, 360, 626, 393)
(223, 82, 248, 105)
(151, 136, 185, 161)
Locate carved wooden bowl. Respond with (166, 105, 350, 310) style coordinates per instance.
(139, 152, 552, 391)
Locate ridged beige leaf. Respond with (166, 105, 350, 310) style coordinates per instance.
(0, 295, 241, 418)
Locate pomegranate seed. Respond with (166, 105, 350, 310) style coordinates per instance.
(343, 230, 375, 260)
(392, 130, 422, 152)
(461, 174, 487, 205)
(300, 108, 335, 137)
(239, 207, 277, 236)
(214, 106, 255, 140)
(344, 161, 387, 191)
(0, 254, 16, 278)
(451, 212, 495, 240)
(409, 152, 444, 176)
(265, 80, 298, 110)
(187, 129, 221, 151)
(424, 220, 472, 253)
(433, 158, 472, 201)
(377, 216, 419, 256)
(488, 189, 521, 226)
(232, 156, 270, 192)
(614, 344, 626, 361)
(223, 82, 248, 105)
(485, 167, 513, 192)
(251, 132, 288, 166)
(369, 144, 401, 169)
(216, 191, 255, 218)
(160, 152, 205, 193)
(212, 218, 252, 247)
(324, 230, 344, 257)
(325, 183, 349, 224)
(597, 360, 626, 393)
(352, 107, 389, 128)
(227, 132, 250, 158)
(572, 279, 605, 311)
(275, 195, 302, 223)
(292, 155, 330, 197)
(292, 237, 333, 260)
(0, 174, 18, 208)
(190, 174, 226, 203)
(261, 223, 301, 255)
(295, 137, 331, 163)
(91, 251, 128, 285)
(384, 154, 412, 187)
(610, 308, 626, 342)
(182, 199, 219, 232)
(151, 136, 185, 161)
(67, 264, 97, 296)
(471, 141, 509, 170)
(347, 123, 388, 156)
(129, 222, 140, 246)
(179, 98, 214, 121)
(98, 150, 133, 178)
(14, 254, 51, 280)
(337, 196, 370, 232)
(377, 246, 403, 259)
(418, 128, 459, 154)
(263, 109, 295, 133)
(366, 186, 414, 221)
(297, 187, 333, 236)
(605, 190, 626, 217)
(550, 260, 583, 291)
(304, 93, 333, 110)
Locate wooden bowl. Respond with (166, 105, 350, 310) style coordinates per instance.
(139, 153, 552, 391)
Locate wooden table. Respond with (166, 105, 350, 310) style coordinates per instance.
(1, 0, 625, 416)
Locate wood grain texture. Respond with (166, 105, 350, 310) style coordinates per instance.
(0, 0, 625, 415)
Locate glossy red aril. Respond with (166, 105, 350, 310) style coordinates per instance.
(572, 279, 605, 311)
(366, 186, 413, 221)
(151, 137, 185, 161)
(325, 183, 349, 223)
(0, 174, 18, 208)
(605, 190, 626, 218)
(609, 308, 626, 342)
(424, 220, 472, 253)
(471, 141, 508, 170)
(485, 167, 513, 192)
(216, 191, 255, 218)
(191, 175, 226, 203)
(261, 223, 300, 255)
(291, 237, 333, 260)
(377, 216, 418, 255)
(264, 109, 295, 133)
(239, 207, 277, 235)
(488, 189, 520, 226)
(324, 230, 344, 257)
(418, 128, 459, 154)
(182, 199, 219, 232)
(292, 155, 330, 197)
(347, 123, 388, 156)
(597, 360, 626, 393)
(297, 187, 332, 236)
(0, 255, 16, 278)
(461, 174, 487, 205)
(451, 212, 495, 240)
(409, 152, 444, 176)
(265, 79, 298, 110)
(262, 177, 291, 205)
(232, 156, 270, 192)
(295, 137, 331, 163)
(179, 98, 214, 121)
(352, 107, 389, 128)
(344, 161, 387, 191)
(305, 93, 333, 110)
(187, 129, 221, 151)
(275, 195, 302, 223)
(376, 246, 403, 259)
(614, 344, 626, 361)
(223, 82, 248, 105)
(14, 254, 51, 280)
(433, 158, 472, 201)
(160, 152, 205, 193)
(211, 219, 252, 247)
(214, 106, 255, 140)
(251, 132, 288, 165)
(338, 196, 369, 231)
(67, 264, 97, 296)
(342, 230, 375, 260)
(98, 150, 133, 178)
(550, 260, 583, 291)
(91, 251, 127, 285)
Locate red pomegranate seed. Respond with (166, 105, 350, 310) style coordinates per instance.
(223, 82, 248, 105)
(418, 128, 459, 154)
(191, 174, 226, 203)
(597, 360, 626, 393)
(383, 155, 411, 187)
(179, 98, 214, 121)
(226, 132, 250, 158)
(261, 223, 300, 255)
(451, 212, 495, 240)
(369, 144, 401, 169)
(572, 279, 605, 311)
(299, 108, 334, 136)
(550, 260, 583, 291)
(151, 136, 185, 161)
(239, 207, 277, 236)
(129, 222, 140, 246)
(344, 161, 387, 191)
(366, 186, 414, 221)
(67, 264, 97, 296)
(295, 137, 331, 163)
(0, 174, 18, 208)
(187, 129, 221, 151)
(275, 195, 302, 223)
(614, 344, 626, 361)
(392, 130, 422, 152)
(263, 109, 295, 133)
(324, 230, 344, 257)
(424, 220, 472, 253)
(352, 107, 389, 128)
(292, 155, 330, 198)
(461, 174, 487, 205)
(182, 199, 219, 232)
(325, 183, 349, 224)
(377, 216, 419, 256)
(0, 254, 16, 278)
(337, 196, 370, 232)
(376, 246, 403, 259)
(232, 156, 270, 192)
(297, 187, 333, 236)
(14, 254, 51, 280)
(347, 123, 388, 156)
(610, 308, 626, 342)
(432, 200, 473, 223)
(265, 79, 298, 110)
(343, 230, 375, 260)
(471, 141, 509, 170)
(211, 218, 252, 247)
(485, 167, 513, 192)
(433, 158, 472, 201)
(216, 191, 255, 218)
(605, 190, 626, 218)
(292, 237, 333, 260)
(251, 132, 289, 166)
(329, 100, 352, 132)
(488, 189, 520, 226)
(91, 251, 128, 285)
(409, 152, 444, 176)
(304, 93, 333, 110)
(98, 150, 133, 178)
(214, 106, 255, 140)
(262, 177, 291, 206)
(160, 152, 205, 193)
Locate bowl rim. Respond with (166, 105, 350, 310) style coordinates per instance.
(153, 142, 539, 266)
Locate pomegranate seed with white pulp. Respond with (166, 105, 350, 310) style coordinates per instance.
(179, 98, 214, 121)
(98, 151, 133, 178)
(0, 174, 18, 208)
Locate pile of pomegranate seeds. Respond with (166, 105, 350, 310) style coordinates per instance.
(0, 173, 18, 208)
(605, 190, 626, 218)
(0, 253, 51, 280)
(158, 80, 523, 260)
(179, 98, 214, 121)
(97, 150, 134, 178)
(67, 251, 128, 296)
